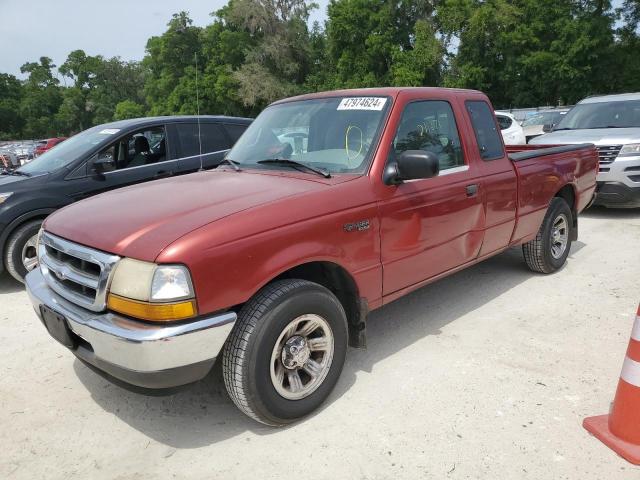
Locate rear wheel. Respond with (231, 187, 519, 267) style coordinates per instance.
(222, 279, 348, 426)
(4, 220, 42, 283)
(522, 197, 572, 274)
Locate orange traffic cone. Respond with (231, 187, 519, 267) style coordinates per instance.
(583, 304, 640, 464)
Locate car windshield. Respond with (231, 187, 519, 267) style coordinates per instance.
(226, 96, 390, 174)
(522, 112, 561, 127)
(555, 100, 640, 130)
(18, 126, 116, 174)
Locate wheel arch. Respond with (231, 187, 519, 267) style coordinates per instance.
(1, 209, 54, 273)
(265, 261, 368, 348)
(554, 184, 578, 240)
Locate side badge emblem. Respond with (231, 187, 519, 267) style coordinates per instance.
(344, 220, 370, 232)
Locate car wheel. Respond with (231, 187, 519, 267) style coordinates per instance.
(522, 197, 573, 274)
(222, 279, 348, 426)
(5, 220, 42, 283)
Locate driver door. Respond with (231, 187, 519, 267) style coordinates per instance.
(378, 99, 486, 296)
(66, 124, 176, 201)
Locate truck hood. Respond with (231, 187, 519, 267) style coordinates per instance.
(44, 170, 348, 261)
(530, 128, 640, 146)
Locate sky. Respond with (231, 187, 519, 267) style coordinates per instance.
(0, 0, 626, 79)
(0, 0, 330, 79)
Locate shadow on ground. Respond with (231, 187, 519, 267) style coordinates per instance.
(0, 273, 24, 295)
(74, 247, 552, 448)
(582, 205, 640, 220)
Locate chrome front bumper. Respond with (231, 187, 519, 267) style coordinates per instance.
(26, 268, 236, 388)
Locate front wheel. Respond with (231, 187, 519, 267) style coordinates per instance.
(4, 220, 42, 283)
(222, 279, 348, 426)
(522, 197, 573, 274)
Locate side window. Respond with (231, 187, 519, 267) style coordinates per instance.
(393, 100, 465, 171)
(223, 123, 249, 144)
(90, 126, 166, 172)
(496, 115, 512, 130)
(465, 101, 504, 160)
(176, 123, 229, 158)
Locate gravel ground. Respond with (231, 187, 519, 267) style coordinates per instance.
(1, 206, 639, 480)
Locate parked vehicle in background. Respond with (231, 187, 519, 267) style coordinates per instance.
(0, 147, 19, 169)
(8, 142, 37, 165)
(34, 137, 67, 157)
(522, 109, 570, 142)
(26, 87, 598, 426)
(495, 111, 526, 145)
(0, 115, 251, 282)
(531, 92, 640, 208)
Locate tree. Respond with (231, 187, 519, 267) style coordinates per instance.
(440, 0, 618, 107)
(19, 57, 63, 137)
(90, 57, 147, 124)
(390, 19, 444, 87)
(325, 0, 440, 88)
(220, 0, 318, 109)
(0, 74, 25, 138)
(143, 12, 203, 115)
(114, 100, 145, 120)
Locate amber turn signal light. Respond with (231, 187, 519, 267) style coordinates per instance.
(107, 294, 197, 322)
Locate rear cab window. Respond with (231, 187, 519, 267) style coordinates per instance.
(465, 100, 505, 160)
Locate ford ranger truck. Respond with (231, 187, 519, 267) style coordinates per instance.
(530, 92, 640, 208)
(26, 88, 598, 426)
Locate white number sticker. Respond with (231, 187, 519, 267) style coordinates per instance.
(337, 97, 387, 111)
(99, 128, 120, 135)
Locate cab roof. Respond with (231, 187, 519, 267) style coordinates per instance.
(271, 87, 485, 105)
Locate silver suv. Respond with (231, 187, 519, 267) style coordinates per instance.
(530, 92, 640, 208)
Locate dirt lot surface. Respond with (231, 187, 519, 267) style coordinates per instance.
(1, 207, 640, 479)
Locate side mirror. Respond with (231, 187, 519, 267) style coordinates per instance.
(91, 155, 115, 174)
(384, 150, 440, 185)
(542, 123, 554, 133)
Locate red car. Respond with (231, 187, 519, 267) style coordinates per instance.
(27, 87, 598, 425)
(34, 137, 67, 156)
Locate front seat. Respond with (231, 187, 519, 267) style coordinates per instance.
(128, 136, 151, 168)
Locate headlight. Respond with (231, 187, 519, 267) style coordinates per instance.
(619, 143, 640, 157)
(0, 192, 13, 204)
(108, 258, 197, 322)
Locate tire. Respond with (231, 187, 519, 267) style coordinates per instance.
(222, 279, 348, 426)
(4, 220, 42, 283)
(522, 197, 573, 274)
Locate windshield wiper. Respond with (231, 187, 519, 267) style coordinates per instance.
(9, 170, 30, 177)
(257, 158, 331, 178)
(218, 157, 241, 171)
(552, 128, 573, 131)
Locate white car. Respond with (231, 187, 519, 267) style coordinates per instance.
(495, 112, 526, 145)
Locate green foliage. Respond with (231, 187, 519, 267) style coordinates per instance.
(2, 0, 640, 140)
(0, 74, 24, 138)
(114, 100, 146, 120)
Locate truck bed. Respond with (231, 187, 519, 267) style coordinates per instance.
(505, 143, 599, 244)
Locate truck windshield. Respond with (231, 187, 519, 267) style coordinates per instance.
(18, 125, 116, 175)
(226, 96, 390, 174)
(555, 100, 640, 130)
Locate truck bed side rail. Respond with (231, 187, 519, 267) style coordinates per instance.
(508, 143, 595, 162)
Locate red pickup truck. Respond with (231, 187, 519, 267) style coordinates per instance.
(26, 88, 598, 426)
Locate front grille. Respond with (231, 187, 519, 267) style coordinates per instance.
(38, 232, 120, 311)
(596, 145, 622, 165)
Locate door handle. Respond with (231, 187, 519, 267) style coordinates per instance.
(466, 184, 478, 197)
